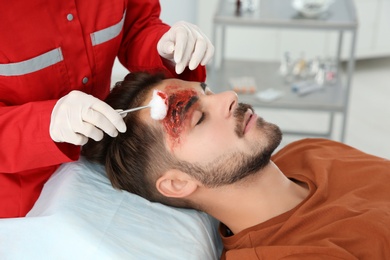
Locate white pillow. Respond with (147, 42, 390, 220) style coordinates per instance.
(0, 158, 222, 259)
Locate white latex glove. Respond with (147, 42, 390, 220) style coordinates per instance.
(50, 90, 127, 145)
(157, 21, 214, 74)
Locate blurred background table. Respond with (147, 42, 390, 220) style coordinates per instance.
(209, 0, 358, 142)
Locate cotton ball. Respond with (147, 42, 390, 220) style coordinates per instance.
(149, 89, 168, 120)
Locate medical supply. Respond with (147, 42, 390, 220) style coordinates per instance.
(119, 90, 168, 121)
(315, 64, 326, 85)
(279, 52, 292, 77)
(292, 55, 307, 78)
(235, 0, 242, 15)
(278, 53, 338, 92)
(291, 81, 323, 96)
(292, 0, 334, 18)
(119, 105, 151, 115)
(235, 0, 258, 14)
(149, 89, 168, 120)
(229, 76, 257, 94)
(309, 56, 321, 76)
(256, 88, 284, 102)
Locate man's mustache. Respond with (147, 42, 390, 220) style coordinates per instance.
(234, 103, 254, 119)
(233, 103, 254, 138)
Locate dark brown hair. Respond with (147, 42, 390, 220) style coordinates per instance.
(82, 72, 189, 207)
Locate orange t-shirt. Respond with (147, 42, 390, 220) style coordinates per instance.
(220, 138, 390, 260)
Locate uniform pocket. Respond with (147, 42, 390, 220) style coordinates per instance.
(0, 48, 71, 105)
(0, 48, 63, 76)
(90, 11, 126, 47)
(90, 10, 126, 96)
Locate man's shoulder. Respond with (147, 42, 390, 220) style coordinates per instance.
(272, 138, 389, 177)
(274, 138, 389, 161)
(272, 138, 350, 161)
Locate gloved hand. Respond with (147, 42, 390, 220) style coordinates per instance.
(50, 90, 127, 145)
(157, 21, 214, 74)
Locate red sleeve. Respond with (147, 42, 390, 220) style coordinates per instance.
(118, 0, 206, 82)
(0, 101, 79, 173)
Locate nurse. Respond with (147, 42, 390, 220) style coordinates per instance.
(0, 0, 214, 218)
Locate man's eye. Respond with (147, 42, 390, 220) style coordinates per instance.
(196, 113, 205, 126)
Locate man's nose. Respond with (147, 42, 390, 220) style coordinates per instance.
(215, 90, 238, 118)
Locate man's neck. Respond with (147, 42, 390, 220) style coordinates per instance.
(197, 161, 309, 234)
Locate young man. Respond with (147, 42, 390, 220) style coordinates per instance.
(83, 72, 390, 259)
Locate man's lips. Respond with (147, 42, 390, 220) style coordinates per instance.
(243, 109, 257, 134)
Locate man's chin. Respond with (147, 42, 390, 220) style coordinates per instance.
(254, 120, 283, 156)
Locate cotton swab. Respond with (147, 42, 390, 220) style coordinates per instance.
(148, 89, 168, 120)
(118, 89, 168, 120)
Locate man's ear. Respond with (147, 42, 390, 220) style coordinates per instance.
(156, 169, 198, 198)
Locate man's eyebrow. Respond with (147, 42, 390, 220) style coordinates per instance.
(177, 84, 205, 119)
(182, 83, 204, 115)
(183, 96, 199, 116)
(200, 82, 207, 91)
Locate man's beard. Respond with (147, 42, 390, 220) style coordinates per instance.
(176, 103, 282, 188)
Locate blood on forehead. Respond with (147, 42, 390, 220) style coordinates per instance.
(162, 85, 199, 145)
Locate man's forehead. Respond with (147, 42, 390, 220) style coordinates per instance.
(159, 78, 201, 92)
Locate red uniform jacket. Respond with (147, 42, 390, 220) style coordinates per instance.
(0, 0, 206, 217)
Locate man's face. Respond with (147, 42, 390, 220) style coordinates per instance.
(140, 78, 282, 187)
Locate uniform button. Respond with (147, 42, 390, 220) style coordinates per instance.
(82, 77, 89, 84)
(67, 14, 74, 21)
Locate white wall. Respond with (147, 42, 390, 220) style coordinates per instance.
(160, 0, 197, 25)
